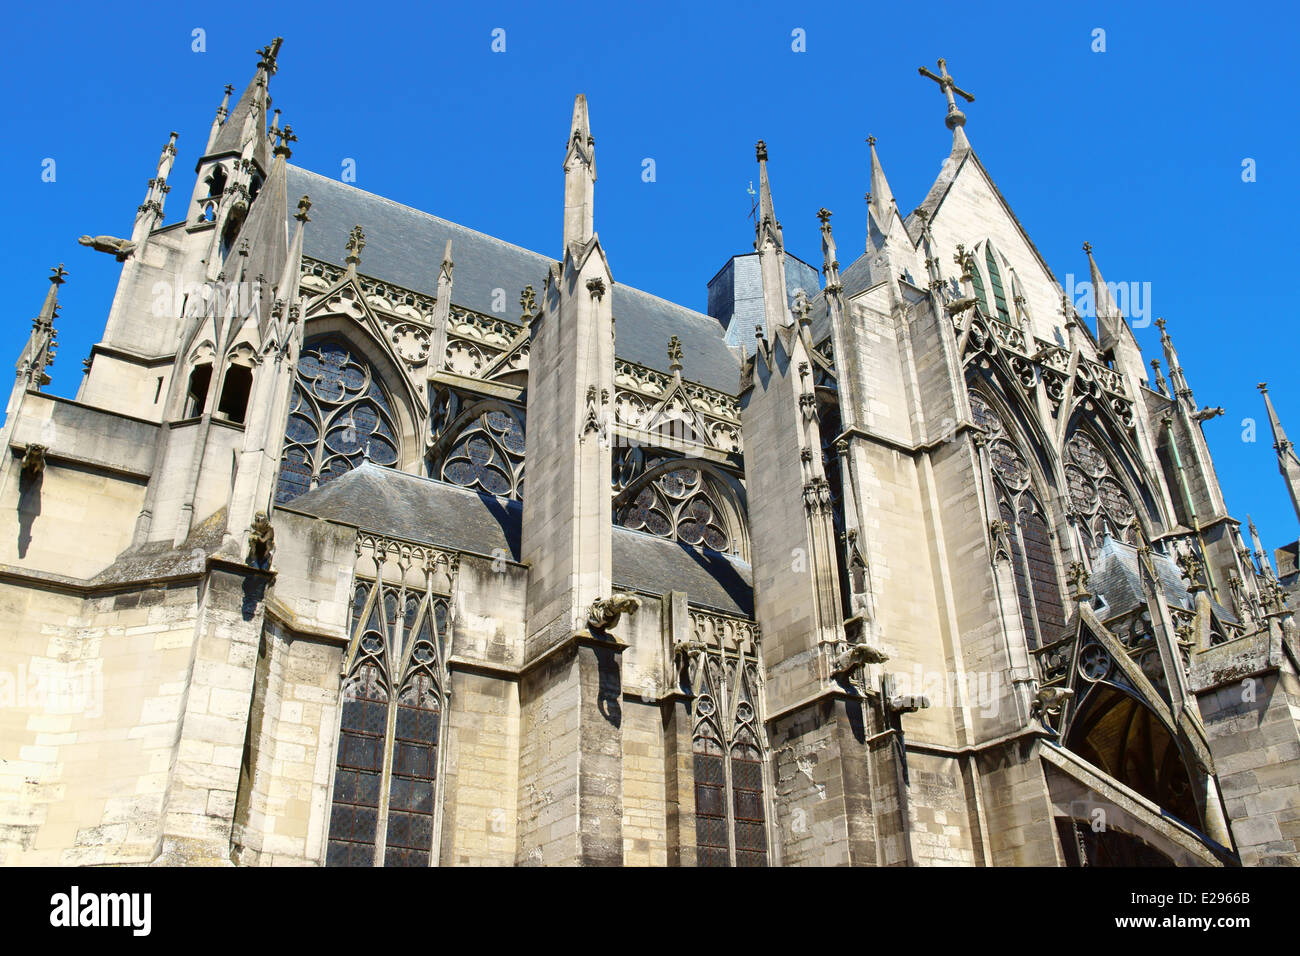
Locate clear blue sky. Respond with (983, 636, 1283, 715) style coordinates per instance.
(2, 0, 1297, 556)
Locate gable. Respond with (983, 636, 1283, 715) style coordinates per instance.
(922, 152, 1070, 347)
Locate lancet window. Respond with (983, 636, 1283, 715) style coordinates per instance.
(971, 391, 1066, 652)
(326, 556, 452, 868)
(685, 615, 769, 867)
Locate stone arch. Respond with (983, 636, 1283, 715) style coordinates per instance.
(274, 333, 410, 504)
(612, 453, 749, 560)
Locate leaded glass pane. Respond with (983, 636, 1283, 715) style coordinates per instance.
(276, 340, 402, 504)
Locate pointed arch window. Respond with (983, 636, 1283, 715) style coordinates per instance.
(686, 620, 769, 867)
(984, 244, 1011, 322)
(972, 391, 1067, 652)
(612, 449, 746, 557)
(428, 391, 526, 500)
(327, 567, 451, 867)
(276, 339, 401, 504)
(1064, 431, 1140, 559)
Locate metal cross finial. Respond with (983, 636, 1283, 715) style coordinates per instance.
(667, 335, 683, 373)
(747, 181, 757, 222)
(223, 83, 234, 97)
(918, 58, 975, 130)
(49, 264, 68, 285)
(345, 225, 366, 265)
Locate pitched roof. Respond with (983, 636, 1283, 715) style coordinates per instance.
(284, 167, 742, 393)
(279, 463, 753, 616)
(1089, 536, 1236, 624)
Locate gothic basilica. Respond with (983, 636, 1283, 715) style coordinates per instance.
(1, 40, 1297, 867)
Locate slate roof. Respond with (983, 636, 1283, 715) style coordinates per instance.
(279, 463, 753, 616)
(284, 167, 742, 394)
(1089, 536, 1236, 624)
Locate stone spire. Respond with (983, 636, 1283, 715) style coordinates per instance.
(1156, 317, 1194, 408)
(753, 141, 790, 336)
(865, 136, 897, 244)
(753, 139, 782, 253)
(206, 83, 234, 154)
(1084, 242, 1147, 384)
(209, 38, 281, 172)
(132, 131, 179, 246)
(1259, 383, 1300, 523)
(563, 94, 596, 251)
(227, 130, 291, 323)
(14, 265, 64, 391)
(1248, 515, 1276, 580)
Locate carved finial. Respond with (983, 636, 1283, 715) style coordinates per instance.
(345, 225, 366, 266)
(520, 285, 536, 322)
(585, 276, 606, 300)
(1258, 382, 1269, 394)
(294, 195, 312, 223)
(1067, 561, 1091, 601)
(257, 37, 284, 76)
(1082, 241, 1093, 255)
(1155, 316, 1167, 333)
(667, 335, 683, 374)
(817, 207, 833, 226)
(275, 124, 297, 158)
(49, 264, 68, 286)
(755, 140, 768, 162)
(867, 135, 877, 147)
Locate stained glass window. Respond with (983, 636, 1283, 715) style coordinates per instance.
(973, 390, 1068, 658)
(615, 462, 734, 554)
(690, 653, 769, 867)
(276, 340, 401, 504)
(985, 244, 1011, 322)
(326, 577, 449, 867)
(438, 407, 525, 499)
(1065, 431, 1140, 557)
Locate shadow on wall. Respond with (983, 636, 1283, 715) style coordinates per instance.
(17, 468, 42, 559)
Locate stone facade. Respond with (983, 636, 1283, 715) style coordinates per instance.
(0, 41, 1297, 867)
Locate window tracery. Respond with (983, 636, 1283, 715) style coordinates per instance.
(684, 614, 768, 867)
(276, 339, 401, 504)
(971, 391, 1066, 653)
(327, 567, 451, 868)
(1064, 430, 1140, 557)
(428, 392, 526, 500)
(612, 448, 741, 555)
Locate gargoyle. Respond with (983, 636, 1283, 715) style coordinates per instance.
(588, 592, 640, 632)
(247, 510, 275, 569)
(830, 641, 889, 679)
(886, 693, 930, 715)
(78, 235, 136, 261)
(1031, 685, 1074, 724)
(20, 443, 46, 478)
